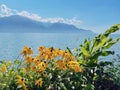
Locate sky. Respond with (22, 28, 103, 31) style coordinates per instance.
(0, 0, 120, 33)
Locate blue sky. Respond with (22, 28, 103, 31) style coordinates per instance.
(0, 0, 120, 33)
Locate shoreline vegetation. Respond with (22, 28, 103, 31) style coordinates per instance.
(0, 24, 120, 90)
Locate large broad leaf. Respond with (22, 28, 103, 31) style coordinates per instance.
(90, 50, 101, 60)
(78, 59, 86, 66)
(86, 59, 98, 67)
(91, 50, 114, 60)
(101, 51, 114, 56)
(115, 24, 120, 27)
(103, 38, 120, 50)
(95, 35, 107, 51)
(80, 47, 91, 57)
(99, 61, 113, 66)
(91, 34, 107, 54)
(84, 39, 90, 51)
(107, 38, 113, 42)
(92, 36, 100, 47)
(105, 25, 120, 36)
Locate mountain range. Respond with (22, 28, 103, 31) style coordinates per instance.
(0, 15, 93, 33)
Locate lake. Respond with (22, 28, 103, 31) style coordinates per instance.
(0, 33, 120, 60)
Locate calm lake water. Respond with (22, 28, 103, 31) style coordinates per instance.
(0, 33, 119, 60)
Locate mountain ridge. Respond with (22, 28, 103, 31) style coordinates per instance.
(0, 15, 94, 33)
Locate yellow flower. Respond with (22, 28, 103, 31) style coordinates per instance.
(16, 75, 27, 90)
(52, 49, 60, 57)
(38, 46, 45, 52)
(38, 62, 47, 72)
(21, 46, 33, 56)
(73, 65, 82, 72)
(16, 75, 25, 85)
(25, 55, 34, 64)
(1, 64, 7, 73)
(67, 61, 82, 72)
(44, 55, 49, 60)
(35, 78, 43, 87)
(30, 66, 37, 72)
(55, 60, 67, 70)
(49, 54, 54, 60)
(33, 57, 41, 64)
(59, 50, 66, 56)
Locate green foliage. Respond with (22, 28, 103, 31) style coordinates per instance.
(105, 54, 120, 87)
(0, 24, 120, 90)
(77, 24, 120, 66)
(76, 24, 120, 89)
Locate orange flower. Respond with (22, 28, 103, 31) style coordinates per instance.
(16, 75, 28, 90)
(25, 55, 34, 64)
(21, 46, 33, 56)
(59, 50, 66, 56)
(73, 65, 82, 72)
(35, 78, 43, 87)
(33, 57, 41, 65)
(49, 54, 54, 60)
(16, 75, 27, 90)
(38, 46, 45, 52)
(16, 75, 25, 85)
(55, 60, 67, 70)
(30, 66, 37, 72)
(38, 62, 47, 72)
(52, 49, 60, 57)
(67, 61, 82, 72)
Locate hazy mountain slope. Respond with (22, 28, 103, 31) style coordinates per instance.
(0, 15, 93, 33)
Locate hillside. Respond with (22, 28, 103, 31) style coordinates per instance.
(0, 15, 93, 33)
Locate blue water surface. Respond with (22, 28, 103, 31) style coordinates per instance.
(0, 33, 119, 60)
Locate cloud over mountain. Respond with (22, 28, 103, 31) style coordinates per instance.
(0, 15, 93, 33)
(0, 4, 82, 27)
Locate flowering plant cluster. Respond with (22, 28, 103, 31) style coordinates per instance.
(0, 24, 120, 90)
(0, 46, 83, 90)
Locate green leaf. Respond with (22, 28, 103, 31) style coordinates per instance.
(91, 51, 101, 60)
(114, 24, 120, 27)
(84, 84, 94, 90)
(101, 51, 114, 56)
(84, 39, 90, 51)
(105, 25, 120, 36)
(80, 47, 91, 57)
(107, 38, 112, 42)
(103, 38, 120, 49)
(60, 82, 67, 90)
(66, 47, 72, 55)
(95, 35, 107, 51)
(14, 60, 20, 64)
(92, 51, 114, 58)
(87, 59, 98, 67)
(99, 61, 113, 66)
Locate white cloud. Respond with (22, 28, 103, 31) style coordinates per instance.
(0, 4, 82, 27)
(17, 11, 42, 21)
(0, 4, 13, 17)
